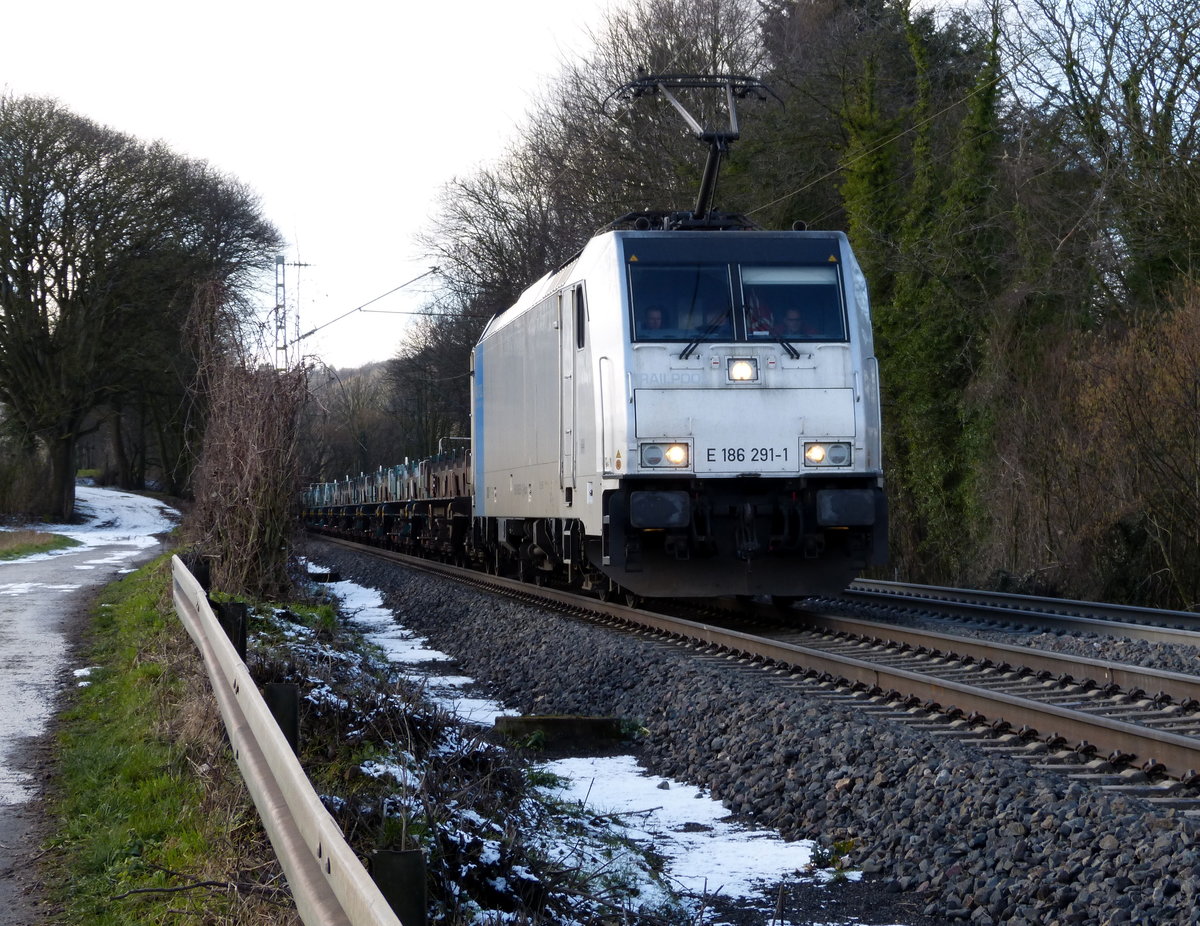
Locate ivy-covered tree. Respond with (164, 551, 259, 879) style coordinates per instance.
(832, 2, 1000, 579)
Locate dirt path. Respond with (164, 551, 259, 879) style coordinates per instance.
(0, 504, 174, 923)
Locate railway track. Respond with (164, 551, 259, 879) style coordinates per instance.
(314, 535, 1200, 788)
(843, 579, 1200, 645)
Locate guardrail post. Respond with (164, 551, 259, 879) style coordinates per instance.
(213, 601, 248, 662)
(181, 551, 212, 591)
(371, 849, 427, 926)
(264, 682, 301, 754)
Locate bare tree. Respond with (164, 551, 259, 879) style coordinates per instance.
(0, 94, 282, 518)
(384, 306, 484, 460)
(541, 0, 768, 226)
(298, 362, 413, 481)
(184, 283, 307, 599)
(1003, 0, 1200, 311)
(1077, 287, 1200, 607)
(0, 97, 167, 518)
(421, 0, 770, 318)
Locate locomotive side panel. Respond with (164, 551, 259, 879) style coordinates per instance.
(843, 249, 883, 473)
(474, 294, 562, 519)
(557, 239, 623, 540)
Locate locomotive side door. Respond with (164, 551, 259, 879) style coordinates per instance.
(558, 286, 580, 502)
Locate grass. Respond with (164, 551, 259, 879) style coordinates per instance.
(44, 554, 297, 925)
(0, 529, 80, 560)
(42, 554, 686, 924)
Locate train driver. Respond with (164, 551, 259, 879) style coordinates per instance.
(638, 304, 681, 338)
(779, 308, 820, 338)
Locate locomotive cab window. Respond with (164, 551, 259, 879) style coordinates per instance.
(574, 285, 587, 349)
(629, 259, 846, 343)
(741, 265, 846, 341)
(630, 264, 734, 341)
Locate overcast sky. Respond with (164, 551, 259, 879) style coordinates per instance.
(3, 0, 610, 369)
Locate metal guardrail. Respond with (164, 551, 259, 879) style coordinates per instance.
(171, 556, 404, 926)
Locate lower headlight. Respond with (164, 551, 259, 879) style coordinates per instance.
(641, 442, 690, 468)
(804, 442, 852, 466)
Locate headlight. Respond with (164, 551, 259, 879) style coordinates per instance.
(804, 442, 852, 466)
(640, 442, 689, 468)
(664, 444, 687, 465)
(727, 357, 758, 382)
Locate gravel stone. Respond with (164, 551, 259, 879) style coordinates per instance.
(307, 540, 1200, 925)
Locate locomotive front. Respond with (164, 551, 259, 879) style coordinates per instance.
(600, 229, 886, 597)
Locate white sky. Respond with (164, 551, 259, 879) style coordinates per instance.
(2, 0, 611, 369)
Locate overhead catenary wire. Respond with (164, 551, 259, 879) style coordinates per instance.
(294, 267, 440, 343)
(346, 8, 1000, 336)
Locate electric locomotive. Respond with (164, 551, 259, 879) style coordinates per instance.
(471, 224, 885, 598)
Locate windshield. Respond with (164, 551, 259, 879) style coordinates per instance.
(630, 261, 846, 343)
(629, 264, 733, 341)
(741, 265, 845, 340)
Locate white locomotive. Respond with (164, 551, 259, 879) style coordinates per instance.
(471, 226, 885, 598)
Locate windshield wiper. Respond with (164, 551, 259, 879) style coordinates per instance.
(777, 338, 800, 359)
(679, 310, 730, 360)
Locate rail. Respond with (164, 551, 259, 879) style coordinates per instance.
(170, 556, 404, 926)
(311, 537, 1200, 780)
(846, 579, 1200, 644)
(804, 613, 1200, 705)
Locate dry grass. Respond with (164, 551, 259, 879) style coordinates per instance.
(0, 528, 79, 559)
(0, 528, 49, 549)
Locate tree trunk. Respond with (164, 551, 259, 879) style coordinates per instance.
(108, 410, 133, 488)
(46, 433, 78, 522)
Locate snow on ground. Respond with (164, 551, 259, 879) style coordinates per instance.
(0, 487, 179, 806)
(321, 567, 889, 924)
(543, 754, 840, 898)
(24, 485, 179, 569)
